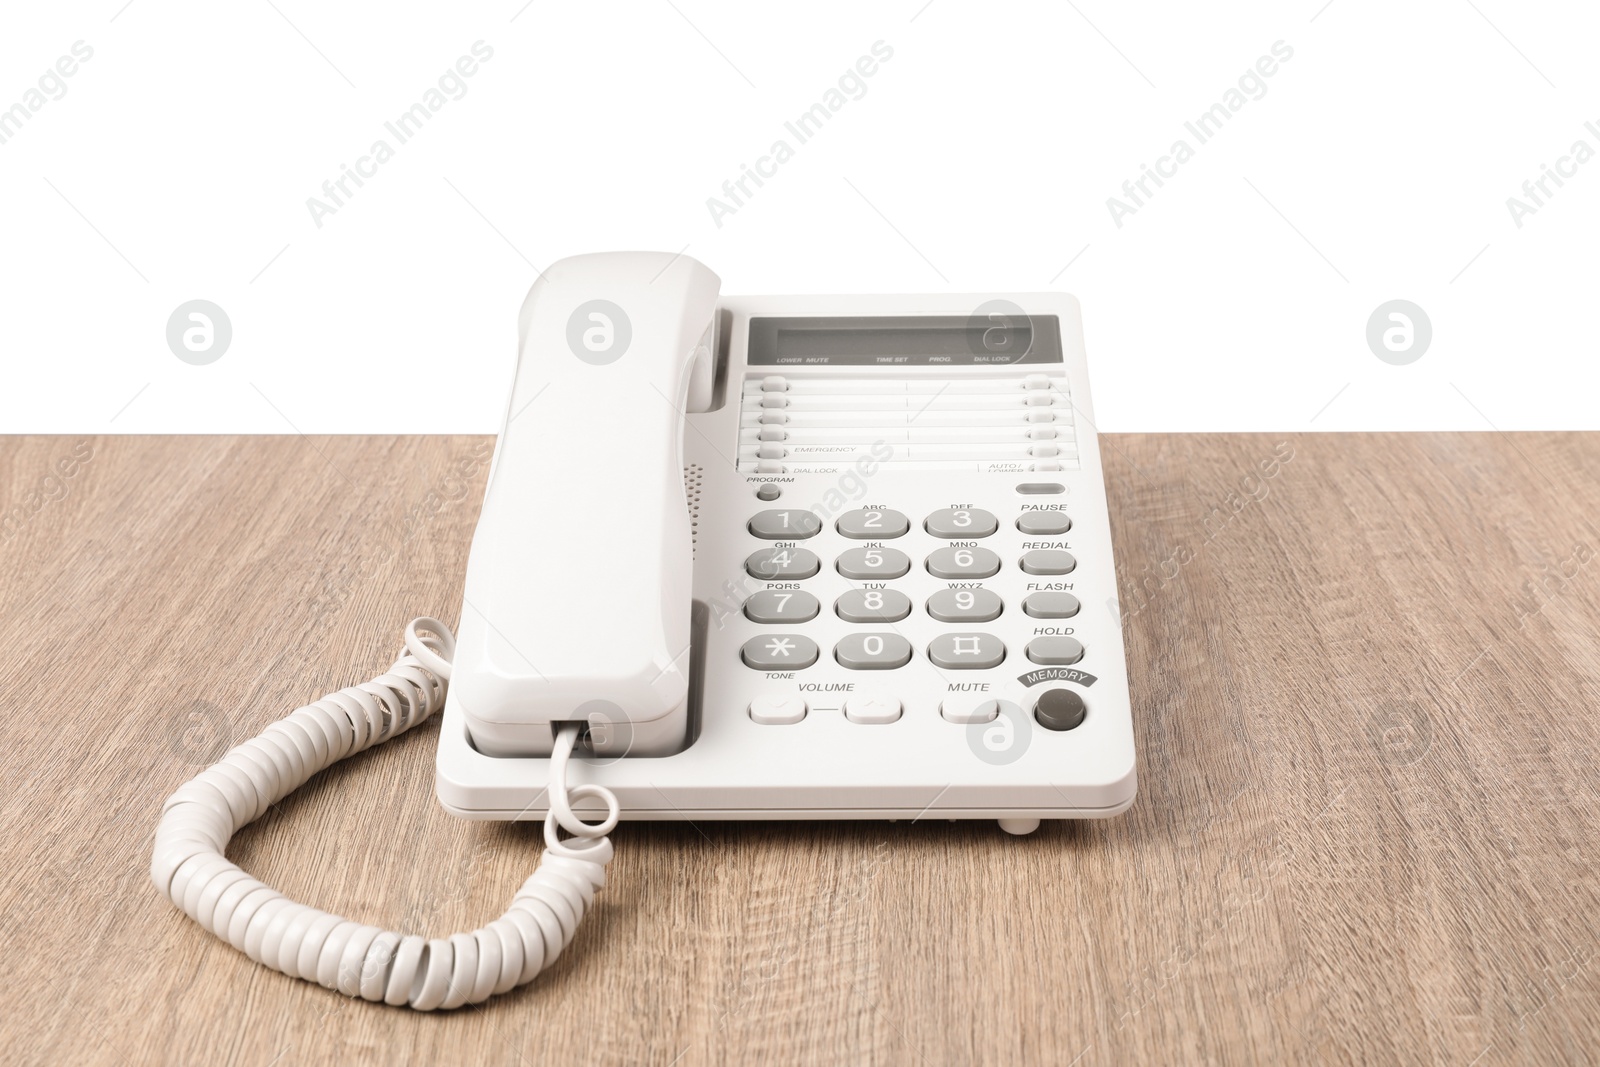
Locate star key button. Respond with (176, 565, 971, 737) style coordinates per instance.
(740, 634, 820, 670)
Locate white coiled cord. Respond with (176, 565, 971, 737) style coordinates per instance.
(150, 617, 620, 1010)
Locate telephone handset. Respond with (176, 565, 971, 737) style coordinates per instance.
(152, 252, 1136, 1011)
(455, 252, 719, 757)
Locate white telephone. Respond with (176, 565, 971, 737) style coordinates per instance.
(151, 252, 1135, 1010)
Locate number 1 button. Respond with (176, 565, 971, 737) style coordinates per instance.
(748, 509, 822, 539)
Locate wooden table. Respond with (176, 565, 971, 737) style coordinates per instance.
(2, 434, 1596, 1066)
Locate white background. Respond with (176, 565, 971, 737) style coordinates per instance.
(2, 0, 1596, 433)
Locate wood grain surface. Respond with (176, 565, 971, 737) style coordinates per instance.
(1, 433, 1597, 1067)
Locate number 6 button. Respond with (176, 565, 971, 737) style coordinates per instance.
(926, 546, 1001, 579)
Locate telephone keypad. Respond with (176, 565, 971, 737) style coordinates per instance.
(924, 508, 998, 538)
(743, 589, 820, 624)
(836, 547, 911, 580)
(834, 633, 913, 670)
(927, 632, 1007, 670)
(738, 509, 1088, 694)
(748, 509, 822, 539)
(835, 588, 912, 623)
(745, 547, 820, 580)
(741, 634, 820, 670)
(836, 509, 909, 539)
(926, 546, 1001, 579)
(926, 588, 1003, 623)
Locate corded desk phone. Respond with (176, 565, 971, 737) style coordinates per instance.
(152, 252, 1135, 1010)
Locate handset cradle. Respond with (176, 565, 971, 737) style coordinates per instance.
(452, 252, 721, 757)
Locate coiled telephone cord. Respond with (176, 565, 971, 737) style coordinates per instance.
(150, 617, 619, 1010)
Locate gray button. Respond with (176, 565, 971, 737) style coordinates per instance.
(1019, 549, 1076, 575)
(743, 589, 820, 624)
(925, 546, 1001, 579)
(924, 508, 998, 538)
(741, 634, 819, 670)
(755, 483, 782, 501)
(835, 588, 911, 623)
(1026, 636, 1083, 665)
(1034, 688, 1086, 731)
(748, 509, 822, 539)
(1022, 592, 1080, 619)
(745, 547, 820, 580)
(1016, 511, 1071, 535)
(926, 588, 1003, 622)
(836, 546, 910, 580)
(836, 508, 909, 539)
(834, 633, 912, 670)
(927, 632, 1006, 669)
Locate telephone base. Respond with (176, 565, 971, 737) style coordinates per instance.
(434, 696, 1136, 825)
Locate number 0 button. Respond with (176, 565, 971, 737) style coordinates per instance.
(925, 508, 998, 538)
(835, 633, 912, 670)
(741, 635, 819, 670)
(748, 509, 822, 539)
(926, 546, 1001, 579)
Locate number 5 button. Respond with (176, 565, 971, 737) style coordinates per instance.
(837, 547, 910, 580)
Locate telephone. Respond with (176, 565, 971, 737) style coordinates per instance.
(151, 252, 1135, 1010)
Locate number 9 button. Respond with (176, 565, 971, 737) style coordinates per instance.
(926, 588, 1002, 622)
